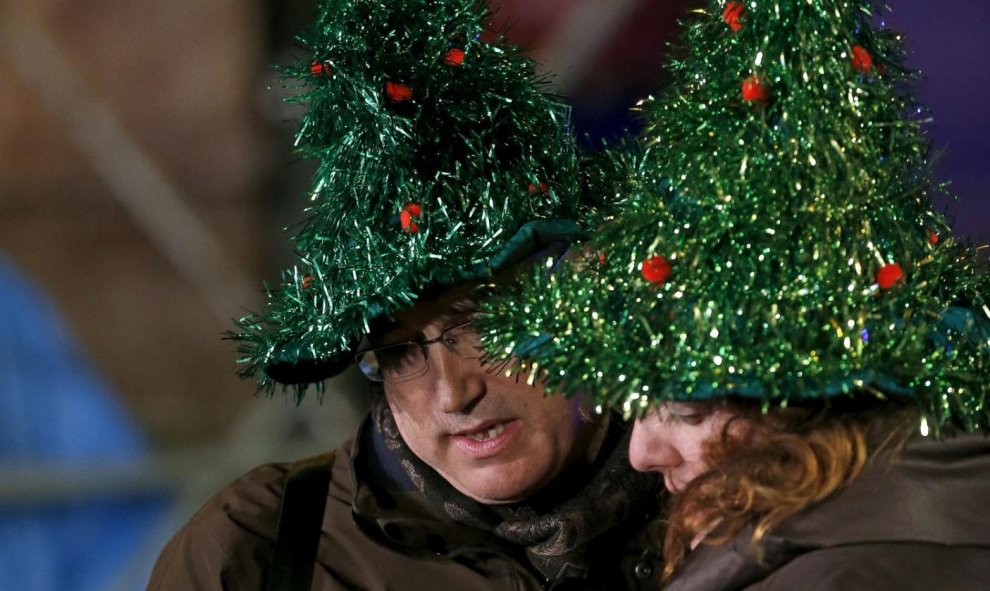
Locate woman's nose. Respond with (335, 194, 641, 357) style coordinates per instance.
(628, 419, 683, 473)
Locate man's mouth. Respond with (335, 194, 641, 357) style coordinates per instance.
(462, 421, 508, 441)
(452, 419, 521, 458)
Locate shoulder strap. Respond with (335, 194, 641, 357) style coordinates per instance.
(265, 451, 335, 591)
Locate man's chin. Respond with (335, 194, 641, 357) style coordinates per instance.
(446, 470, 546, 505)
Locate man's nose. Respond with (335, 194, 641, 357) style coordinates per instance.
(430, 345, 486, 413)
(628, 419, 682, 473)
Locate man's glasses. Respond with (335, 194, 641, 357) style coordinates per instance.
(354, 321, 484, 382)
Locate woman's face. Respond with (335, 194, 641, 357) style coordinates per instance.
(628, 402, 738, 493)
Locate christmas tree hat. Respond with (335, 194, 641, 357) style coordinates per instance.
(478, 0, 990, 433)
(231, 0, 593, 394)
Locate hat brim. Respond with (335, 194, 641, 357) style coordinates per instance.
(262, 218, 587, 387)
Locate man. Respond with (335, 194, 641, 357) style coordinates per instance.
(149, 275, 663, 589)
(148, 0, 662, 588)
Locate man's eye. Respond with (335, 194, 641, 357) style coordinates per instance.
(376, 345, 422, 372)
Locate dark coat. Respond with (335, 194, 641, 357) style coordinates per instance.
(147, 417, 663, 590)
(664, 431, 990, 591)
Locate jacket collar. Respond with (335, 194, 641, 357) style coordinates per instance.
(772, 430, 990, 547)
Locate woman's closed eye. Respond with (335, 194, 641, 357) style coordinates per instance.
(669, 412, 706, 426)
(657, 402, 713, 426)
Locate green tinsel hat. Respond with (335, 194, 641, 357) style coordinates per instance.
(478, 0, 990, 434)
(230, 0, 596, 394)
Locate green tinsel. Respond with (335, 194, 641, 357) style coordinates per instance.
(229, 0, 593, 396)
(477, 0, 990, 434)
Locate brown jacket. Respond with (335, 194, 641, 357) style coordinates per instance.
(664, 431, 990, 591)
(148, 418, 663, 590)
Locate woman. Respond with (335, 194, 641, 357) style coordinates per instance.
(628, 397, 990, 589)
(477, 1, 990, 587)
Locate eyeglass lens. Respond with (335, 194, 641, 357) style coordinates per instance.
(356, 322, 482, 381)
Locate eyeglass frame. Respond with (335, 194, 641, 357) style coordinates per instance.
(354, 320, 485, 383)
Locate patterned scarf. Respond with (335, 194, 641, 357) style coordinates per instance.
(372, 396, 659, 581)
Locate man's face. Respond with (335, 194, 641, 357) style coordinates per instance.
(377, 284, 600, 504)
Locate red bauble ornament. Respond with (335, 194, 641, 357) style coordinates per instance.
(385, 81, 413, 102)
(400, 202, 422, 233)
(443, 48, 465, 66)
(641, 255, 672, 285)
(301, 275, 314, 289)
(851, 44, 873, 74)
(310, 61, 332, 77)
(928, 231, 940, 246)
(722, 2, 745, 32)
(876, 263, 905, 290)
(527, 181, 549, 195)
(741, 75, 769, 103)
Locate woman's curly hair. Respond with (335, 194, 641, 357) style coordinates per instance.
(660, 397, 919, 581)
